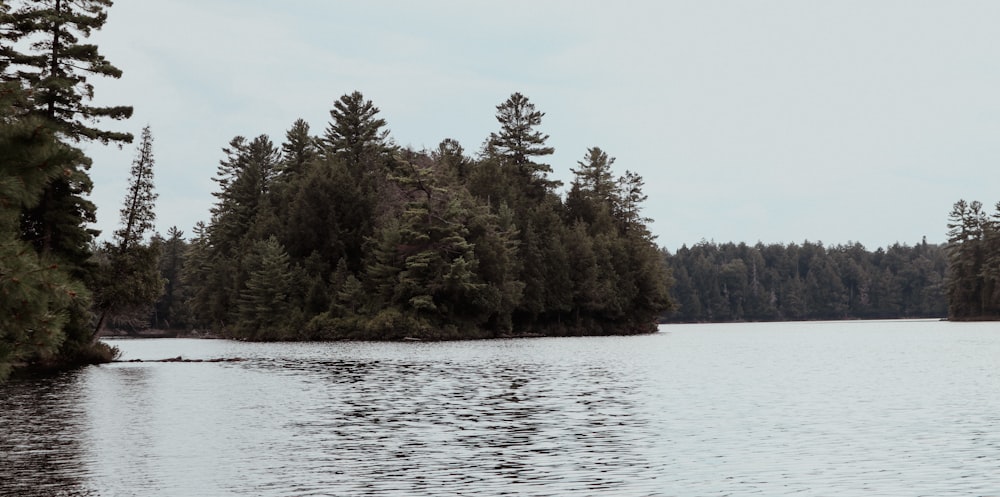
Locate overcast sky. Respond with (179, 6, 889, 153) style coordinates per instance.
(82, 1, 1000, 251)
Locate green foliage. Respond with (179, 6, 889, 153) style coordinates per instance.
(485, 92, 560, 199)
(236, 236, 295, 339)
(0, 1, 132, 379)
(0, 98, 90, 380)
(2, 0, 133, 144)
(152, 226, 190, 329)
(90, 241, 163, 329)
(323, 90, 392, 177)
(663, 240, 948, 322)
(181, 91, 673, 340)
(115, 125, 157, 250)
(91, 126, 162, 335)
(945, 199, 1000, 319)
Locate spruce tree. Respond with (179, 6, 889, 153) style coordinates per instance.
(236, 236, 293, 339)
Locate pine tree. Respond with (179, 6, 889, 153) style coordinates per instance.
(179, 221, 225, 328)
(316, 91, 393, 269)
(153, 226, 187, 329)
(1, 0, 131, 358)
(2, 0, 132, 142)
(236, 236, 293, 339)
(615, 170, 652, 236)
(433, 138, 471, 180)
(365, 156, 496, 336)
(571, 147, 617, 204)
(946, 199, 992, 319)
(280, 118, 317, 178)
(566, 147, 618, 231)
(0, 82, 89, 380)
(115, 125, 156, 250)
(4, 0, 133, 250)
(209, 135, 280, 255)
(323, 90, 391, 177)
(91, 126, 162, 336)
(486, 92, 559, 198)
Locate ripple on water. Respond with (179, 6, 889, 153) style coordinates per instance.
(3, 322, 1000, 496)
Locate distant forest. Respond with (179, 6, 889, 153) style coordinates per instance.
(150, 91, 672, 340)
(662, 240, 948, 322)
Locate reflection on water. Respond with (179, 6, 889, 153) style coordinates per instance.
(3, 320, 1000, 496)
(0, 371, 99, 497)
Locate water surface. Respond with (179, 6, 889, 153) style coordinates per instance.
(2, 320, 999, 496)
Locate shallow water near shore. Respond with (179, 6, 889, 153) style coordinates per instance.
(2, 319, 1000, 496)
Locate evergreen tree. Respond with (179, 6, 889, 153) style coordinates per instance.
(236, 236, 293, 339)
(0, 83, 89, 380)
(152, 226, 188, 329)
(946, 199, 996, 319)
(485, 92, 559, 199)
(5, 0, 132, 255)
(91, 126, 162, 336)
(363, 156, 498, 337)
(280, 118, 317, 178)
(180, 221, 227, 328)
(566, 148, 617, 229)
(114, 125, 156, 249)
(615, 170, 651, 235)
(1, 0, 131, 361)
(323, 90, 391, 176)
(209, 135, 280, 254)
(433, 138, 471, 180)
(317, 91, 393, 269)
(664, 239, 949, 323)
(1, 0, 132, 143)
(571, 147, 617, 204)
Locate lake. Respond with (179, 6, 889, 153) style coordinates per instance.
(2, 320, 999, 496)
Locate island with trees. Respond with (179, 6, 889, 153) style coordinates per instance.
(0, 1, 672, 384)
(166, 91, 673, 341)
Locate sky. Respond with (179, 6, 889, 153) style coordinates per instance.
(81, 0, 1000, 252)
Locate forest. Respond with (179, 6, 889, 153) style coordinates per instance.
(944, 200, 1000, 320)
(152, 91, 673, 340)
(663, 240, 948, 322)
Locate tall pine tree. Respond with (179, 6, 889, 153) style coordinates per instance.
(0, 82, 89, 380)
(1, 0, 131, 366)
(91, 126, 162, 336)
(486, 92, 559, 199)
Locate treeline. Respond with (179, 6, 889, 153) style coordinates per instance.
(945, 200, 1000, 320)
(663, 240, 948, 322)
(152, 91, 672, 340)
